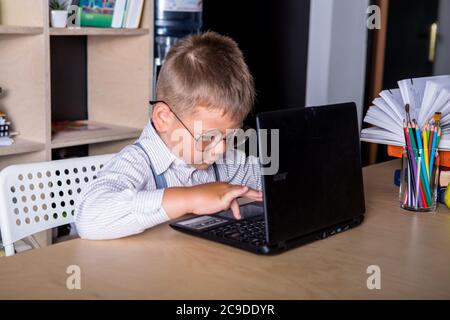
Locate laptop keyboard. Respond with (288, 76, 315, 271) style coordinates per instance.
(209, 217, 266, 247)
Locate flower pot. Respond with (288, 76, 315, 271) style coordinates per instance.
(51, 10, 68, 28)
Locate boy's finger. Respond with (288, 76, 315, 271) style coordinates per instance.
(242, 194, 263, 202)
(246, 196, 263, 202)
(243, 189, 263, 200)
(224, 185, 248, 202)
(230, 199, 241, 219)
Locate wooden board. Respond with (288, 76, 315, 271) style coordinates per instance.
(87, 35, 152, 129)
(0, 138, 45, 157)
(0, 0, 43, 27)
(51, 120, 141, 149)
(49, 27, 150, 36)
(0, 34, 47, 145)
(0, 25, 43, 34)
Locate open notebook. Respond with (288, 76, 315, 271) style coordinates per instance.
(361, 75, 450, 150)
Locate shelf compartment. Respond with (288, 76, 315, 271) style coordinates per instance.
(51, 120, 141, 149)
(0, 138, 45, 157)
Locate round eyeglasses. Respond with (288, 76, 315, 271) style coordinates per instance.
(149, 100, 250, 151)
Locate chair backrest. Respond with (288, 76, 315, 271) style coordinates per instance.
(0, 154, 114, 253)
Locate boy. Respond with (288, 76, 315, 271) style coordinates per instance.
(75, 32, 262, 240)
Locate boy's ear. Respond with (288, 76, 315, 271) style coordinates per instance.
(152, 103, 172, 133)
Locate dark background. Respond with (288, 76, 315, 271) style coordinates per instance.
(203, 0, 311, 119)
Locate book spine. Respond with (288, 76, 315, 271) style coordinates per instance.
(79, 0, 116, 28)
(122, 0, 131, 28)
(80, 11, 114, 28)
(125, 0, 144, 29)
(112, 0, 126, 28)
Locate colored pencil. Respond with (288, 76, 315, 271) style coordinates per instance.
(406, 123, 427, 207)
(422, 124, 430, 180)
(413, 121, 432, 206)
(429, 125, 438, 185)
(416, 156, 421, 208)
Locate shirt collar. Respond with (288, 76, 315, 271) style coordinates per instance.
(137, 121, 177, 175)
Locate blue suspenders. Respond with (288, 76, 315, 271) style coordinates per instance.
(134, 142, 219, 189)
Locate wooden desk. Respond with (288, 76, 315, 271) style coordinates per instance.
(1, 160, 449, 299)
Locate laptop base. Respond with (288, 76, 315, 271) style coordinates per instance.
(170, 207, 364, 255)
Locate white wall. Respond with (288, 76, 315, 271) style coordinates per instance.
(435, 0, 450, 75)
(306, 0, 369, 128)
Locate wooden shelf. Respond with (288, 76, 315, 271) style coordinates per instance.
(0, 25, 43, 35)
(51, 121, 141, 149)
(1, 0, 152, 171)
(0, 138, 45, 157)
(49, 27, 150, 36)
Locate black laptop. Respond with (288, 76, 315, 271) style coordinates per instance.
(170, 103, 366, 254)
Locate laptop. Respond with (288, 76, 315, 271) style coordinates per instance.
(170, 103, 366, 255)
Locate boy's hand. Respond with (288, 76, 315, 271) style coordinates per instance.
(188, 182, 262, 219)
(163, 183, 262, 220)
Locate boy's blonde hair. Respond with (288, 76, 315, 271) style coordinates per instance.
(156, 31, 255, 123)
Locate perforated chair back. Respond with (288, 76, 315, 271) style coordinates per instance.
(0, 154, 114, 256)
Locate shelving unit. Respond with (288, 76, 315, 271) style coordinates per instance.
(49, 27, 150, 36)
(0, 0, 154, 247)
(0, 0, 153, 166)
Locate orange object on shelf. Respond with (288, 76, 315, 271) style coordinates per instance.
(387, 145, 403, 158)
(387, 145, 450, 168)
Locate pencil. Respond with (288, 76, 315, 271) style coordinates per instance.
(422, 124, 430, 180)
(405, 104, 412, 124)
(431, 128, 442, 185)
(413, 122, 432, 206)
(428, 125, 434, 159)
(415, 156, 421, 208)
(406, 123, 427, 207)
(403, 122, 417, 203)
(429, 125, 438, 184)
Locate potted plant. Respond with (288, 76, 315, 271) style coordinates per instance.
(49, 0, 69, 28)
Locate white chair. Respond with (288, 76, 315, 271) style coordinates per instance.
(0, 154, 114, 256)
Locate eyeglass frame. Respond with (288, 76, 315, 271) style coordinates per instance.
(149, 100, 250, 151)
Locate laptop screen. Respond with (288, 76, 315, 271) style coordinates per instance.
(256, 103, 366, 245)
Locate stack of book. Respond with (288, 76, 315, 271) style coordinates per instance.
(361, 75, 450, 166)
(78, 0, 145, 29)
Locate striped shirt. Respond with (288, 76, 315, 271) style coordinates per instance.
(75, 120, 261, 240)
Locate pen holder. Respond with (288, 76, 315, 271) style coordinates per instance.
(399, 148, 439, 212)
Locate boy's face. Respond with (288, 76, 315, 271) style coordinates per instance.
(152, 102, 241, 170)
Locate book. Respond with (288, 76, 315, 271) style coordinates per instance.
(122, 0, 131, 27)
(111, 0, 127, 28)
(361, 75, 450, 150)
(124, 0, 144, 29)
(79, 0, 116, 28)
